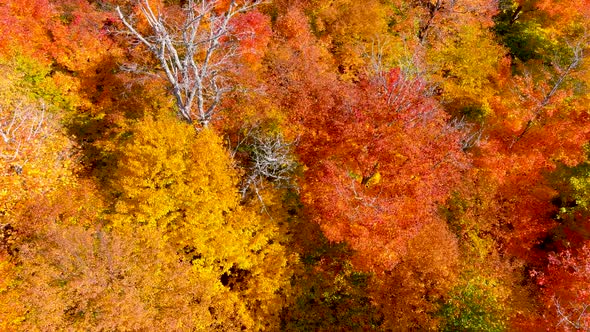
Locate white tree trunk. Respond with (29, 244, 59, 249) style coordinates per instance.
(117, 0, 263, 126)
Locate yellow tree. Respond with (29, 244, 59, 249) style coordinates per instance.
(0, 65, 76, 223)
(0, 58, 102, 238)
(110, 113, 293, 329)
(305, 0, 393, 81)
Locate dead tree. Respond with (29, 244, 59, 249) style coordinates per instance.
(238, 131, 297, 202)
(116, 0, 263, 126)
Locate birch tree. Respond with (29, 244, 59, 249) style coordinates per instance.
(117, 0, 263, 126)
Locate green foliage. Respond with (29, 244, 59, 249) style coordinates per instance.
(1, 54, 73, 112)
(282, 259, 382, 331)
(439, 277, 508, 332)
(493, 0, 577, 66)
(457, 104, 492, 123)
(494, 0, 551, 62)
(551, 148, 590, 216)
(495, 19, 551, 62)
(548, 146, 590, 241)
(279, 196, 382, 331)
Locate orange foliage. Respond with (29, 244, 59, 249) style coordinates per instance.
(1, 0, 590, 330)
(372, 220, 460, 330)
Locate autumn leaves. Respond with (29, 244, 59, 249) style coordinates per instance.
(1, 0, 590, 330)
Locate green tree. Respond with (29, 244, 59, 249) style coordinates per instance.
(439, 277, 508, 332)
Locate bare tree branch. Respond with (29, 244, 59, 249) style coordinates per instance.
(116, 0, 263, 127)
(238, 129, 297, 204)
(0, 102, 50, 165)
(554, 297, 590, 331)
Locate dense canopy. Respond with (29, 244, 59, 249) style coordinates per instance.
(1, 0, 590, 330)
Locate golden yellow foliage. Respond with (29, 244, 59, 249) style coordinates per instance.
(110, 114, 293, 329)
(307, 0, 392, 81)
(427, 25, 505, 110)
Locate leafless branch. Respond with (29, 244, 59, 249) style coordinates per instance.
(442, 116, 486, 151)
(238, 130, 297, 204)
(554, 297, 590, 331)
(0, 102, 51, 165)
(116, 0, 263, 127)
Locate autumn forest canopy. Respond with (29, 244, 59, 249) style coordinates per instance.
(1, 0, 590, 330)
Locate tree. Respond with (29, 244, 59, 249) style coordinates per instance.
(0, 61, 81, 235)
(116, 0, 264, 126)
(264, 12, 469, 330)
(109, 113, 294, 329)
(294, 69, 468, 273)
(439, 276, 509, 332)
(510, 43, 584, 148)
(235, 128, 297, 201)
(532, 245, 590, 331)
(493, 0, 554, 62)
(373, 220, 461, 330)
(0, 224, 216, 331)
(426, 23, 505, 114)
(0, 55, 104, 331)
(304, 0, 392, 81)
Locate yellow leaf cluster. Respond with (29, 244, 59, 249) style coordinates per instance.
(308, 0, 392, 81)
(110, 114, 293, 329)
(427, 25, 504, 109)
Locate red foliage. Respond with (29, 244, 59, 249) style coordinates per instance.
(232, 10, 272, 67)
(267, 23, 468, 270)
(531, 244, 590, 330)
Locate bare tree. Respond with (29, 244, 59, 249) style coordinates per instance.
(555, 297, 590, 331)
(116, 0, 263, 126)
(236, 130, 297, 203)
